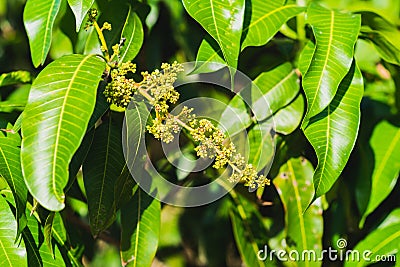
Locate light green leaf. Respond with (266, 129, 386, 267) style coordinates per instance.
(229, 192, 267, 267)
(360, 11, 400, 49)
(0, 133, 28, 238)
(298, 41, 315, 76)
(248, 121, 274, 171)
(361, 121, 400, 226)
(304, 63, 364, 200)
(120, 189, 161, 267)
(119, 7, 144, 63)
(67, 0, 95, 31)
(0, 196, 27, 266)
(23, 0, 62, 67)
(50, 28, 74, 60)
(302, 3, 361, 120)
(219, 94, 252, 137)
(0, 71, 31, 87)
(21, 54, 106, 211)
(252, 62, 299, 121)
(241, 0, 305, 50)
(274, 93, 305, 135)
(346, 209, 400, 267)
(182, 0, 245, 69)
(360, 30, 400, 65)
(192, 38, 226, 74)
(83, 112, 124, 236)
(273, 157, 323, 266)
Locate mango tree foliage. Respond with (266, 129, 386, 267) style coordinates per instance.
(0, 0, 399, 266)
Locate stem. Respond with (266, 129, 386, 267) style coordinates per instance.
(138, 88, 155, 102)
(93, 20, 110, 62)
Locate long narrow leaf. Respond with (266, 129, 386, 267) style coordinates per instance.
(21, 54, 106, 211)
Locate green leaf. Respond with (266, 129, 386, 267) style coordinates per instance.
(182, 0, 245, 69)
(346, 209, 400, 267)
(229, 192, 267, 267)
(274, 93, 305, 135)
(120, 189, 161, 267)
(119, 7, 144, 63)
(252, 62, 299, 121)
(22, 208, 64, 266)
(298, 41, 315, 76)
(192, 38, 226, 74)
(0, 196, 27, 266)
(273, 157, 323, 266)
(241, 0, 305, 50)
(219, 94, 252, 137)
(67, 0, 95, 31)
(21, 54, 106, 211)
(49, 29, 74, 60)
(361, 31, 400, 65)
(0, 133, 28, 238)
(44, 212, 55, 257)
(248, 121, 274, 171)
(23, 0, 62, 67)
(83, 112, 124, 236)
(361, 121, 400, 225)
(0, 71, 31, 87)
(303, 63, 364, 200)
(360, 11, 400, 49)
(114, 166, 137, 209)
(302, 3, 361, 120)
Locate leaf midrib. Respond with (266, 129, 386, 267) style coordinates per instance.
(0, 239, 12, 266)
(51, 54, 93, 203)
(133, 191, 141, 267)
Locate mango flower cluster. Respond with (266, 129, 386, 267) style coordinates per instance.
(104, 61, 270, 189)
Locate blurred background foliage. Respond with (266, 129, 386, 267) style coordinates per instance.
(1, 0, 400, 266)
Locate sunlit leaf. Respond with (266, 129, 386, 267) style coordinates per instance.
(303, 63, 364, 200)
(229, 192, 267, 267)
(120, 189, 161, 267)
(23, 0, 62, 67)
(346, 209, 400, 267)
(0, 71, 31, 87)
(248, 121, 274, 171)
(0, 196, 27, 266)
(67, 0, 95, 31)
(193, 39, 226, 74)
(273, 157, 323, 266)
(182, 0, 245, 69)
(252, 62, 299, 121)
(274, 93, 305, 135)
(21, 54, 106, 211)
(0, 131, 27, 238)
(119, 7, 144, 63)
(361, 121, 400, 226)
(302, 3, 360, 120)
(219, 94, 252, 137)
(241, 0, 305, 50)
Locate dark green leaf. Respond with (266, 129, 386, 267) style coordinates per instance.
(120, 189, 161, 267)
(83, 112, 124, 236)
(274, 93, 305, 135)
(21, 54, 106, 211)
